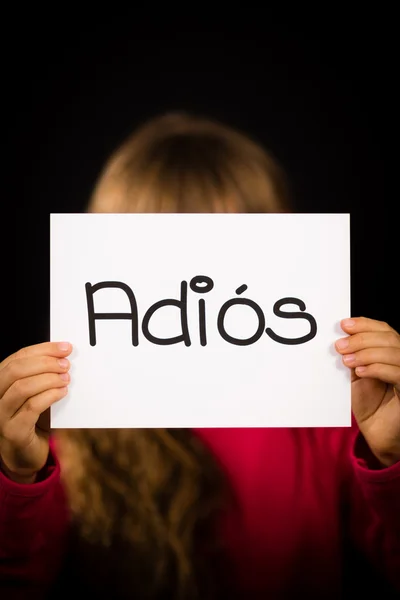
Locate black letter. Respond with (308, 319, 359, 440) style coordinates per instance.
(142, 281, 191, 346)
(190, 276, 214, 346)
(217, 284, 265, 346)
(85, 281, 139, 347)
(265, 297, 317, 345)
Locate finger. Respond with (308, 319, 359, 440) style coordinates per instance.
(340, 317, 395, 335)
(335, 331, 400, 355)
(0, 342, 72, 371)
(0, 354, 71, 398)
(353, 363, 400, 387)
(2, 387, 68, 445)
(0, 371, 70, 420)
(342, 347, 400, 369)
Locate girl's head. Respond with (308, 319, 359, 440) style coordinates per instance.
(89, 112, 291, 214)
(57, 113, 291, 599)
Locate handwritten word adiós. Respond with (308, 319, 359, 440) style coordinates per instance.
(85, 276, 317, 347)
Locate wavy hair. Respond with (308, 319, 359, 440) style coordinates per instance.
(55, 112, 290, 599)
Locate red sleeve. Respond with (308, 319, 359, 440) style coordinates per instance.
(0, 446, 69, 597)
(347, 429, 400, 593)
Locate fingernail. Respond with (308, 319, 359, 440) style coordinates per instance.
(342, 319, 355, 327)
(58, 358, 69, 368)
(336, 338, 349, 349)
(356, 366, 366, 374)
(58, 342, 71, 351)
(60, 372, 70, 382)
(343, 354, 355, 364)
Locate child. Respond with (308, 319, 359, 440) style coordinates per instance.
(1, 113, 399, 599)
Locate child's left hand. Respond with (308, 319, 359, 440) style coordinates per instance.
(336, 317, 400, 467)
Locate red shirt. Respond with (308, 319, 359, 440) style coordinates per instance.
(1, 424, 400, 598)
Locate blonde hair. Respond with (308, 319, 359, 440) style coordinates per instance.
(56, 112, 291, 599)
(89, 112, 291, 214)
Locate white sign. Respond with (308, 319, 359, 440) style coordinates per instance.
(50, 213, 351, 428)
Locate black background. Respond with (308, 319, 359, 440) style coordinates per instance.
(2, 14, 398, 360)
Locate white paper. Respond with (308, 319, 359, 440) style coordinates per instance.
(50, 213, 351, 428)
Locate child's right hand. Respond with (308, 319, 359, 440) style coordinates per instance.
(0, 342, 72, 483)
